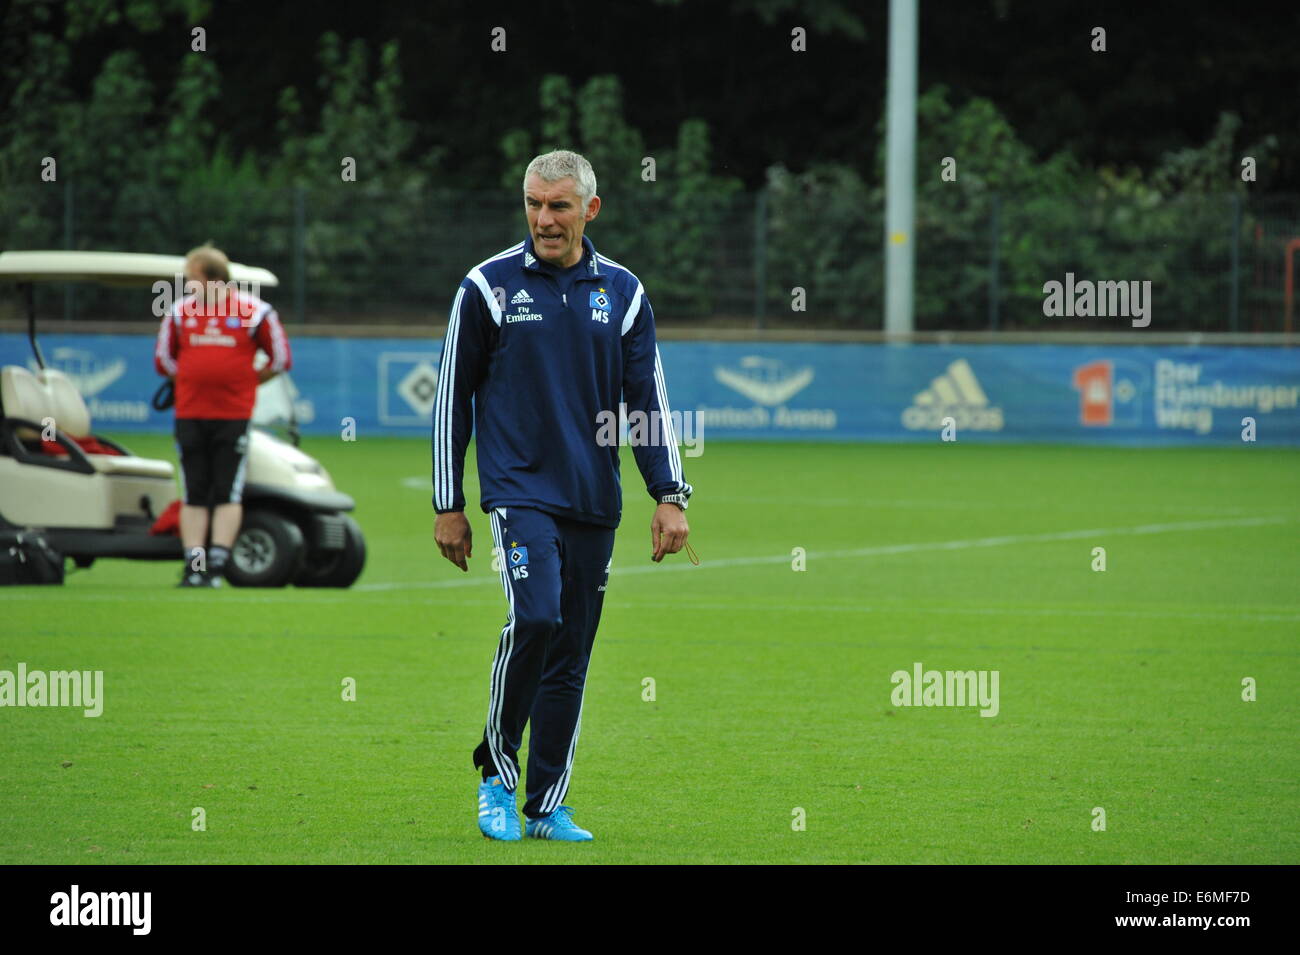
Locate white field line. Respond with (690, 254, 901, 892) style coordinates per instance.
(607, 599, 1300, 625)
(402, 478, 1258, 515)
(351, 514, 1290, 592)
(401, 480, 1259, 515)
(12, 515, 1287, 608)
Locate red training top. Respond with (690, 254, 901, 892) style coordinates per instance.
(154, 291, 292, 419)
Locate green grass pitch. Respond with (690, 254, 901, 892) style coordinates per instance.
(1, 435, 1296, 864)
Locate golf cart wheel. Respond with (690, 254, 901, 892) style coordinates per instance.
(226, 510, 305, 588)
(295, 515, 366, 588)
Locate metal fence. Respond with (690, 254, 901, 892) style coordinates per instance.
(2, 182, 1298, 333)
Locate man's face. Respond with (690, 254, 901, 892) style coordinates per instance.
(525, 174, 600, 268)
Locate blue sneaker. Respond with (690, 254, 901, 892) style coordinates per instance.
(525, 805, 593, 842)
(477, 776, 521, 841)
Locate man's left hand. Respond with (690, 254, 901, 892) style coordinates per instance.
(651, 503, 689, 562)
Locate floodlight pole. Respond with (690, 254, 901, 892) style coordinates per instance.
(884, 0, 918, 336)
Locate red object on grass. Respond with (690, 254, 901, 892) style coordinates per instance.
(150, 499, 181, 537)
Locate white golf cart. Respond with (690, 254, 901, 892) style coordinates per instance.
(0, 251, 365, 587)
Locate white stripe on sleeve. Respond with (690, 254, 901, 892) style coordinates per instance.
(156, 315, 178, 375)
(433, 287, 464, 509)
(468, 268, 503, 326)
(620, 282, 643, 336)
(652, 345, 685, 488)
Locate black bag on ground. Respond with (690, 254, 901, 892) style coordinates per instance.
(0, 531, 66, 585)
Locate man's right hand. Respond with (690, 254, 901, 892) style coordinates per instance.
(434, 511, 473, 572)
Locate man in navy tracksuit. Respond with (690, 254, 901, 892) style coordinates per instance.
(432, 150, 692, 842)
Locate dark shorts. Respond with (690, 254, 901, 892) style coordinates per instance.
(174, 418, 251, 507)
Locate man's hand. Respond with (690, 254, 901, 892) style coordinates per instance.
(256, 367, 278, 384)
(650, 503, 689, 562)
(435, 511, 473, 572)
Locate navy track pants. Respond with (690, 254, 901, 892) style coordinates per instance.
(472, 506, 615, 819)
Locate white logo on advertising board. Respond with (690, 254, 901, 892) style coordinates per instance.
(30, 348, 148, 422)
(378, 351, 442, 426)
(902, 359, 1004, 432)
(703, 356, 836, 431)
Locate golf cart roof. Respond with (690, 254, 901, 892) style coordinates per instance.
(0, 251, 279, 288)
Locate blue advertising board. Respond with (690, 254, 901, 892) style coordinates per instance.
(2, 333, 1297, 446)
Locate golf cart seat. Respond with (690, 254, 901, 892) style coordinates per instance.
(0, 366, 173, 479)
(0, 364, 48, 440)
(38, 366, 92, 437)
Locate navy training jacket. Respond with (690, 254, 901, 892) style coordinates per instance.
(432, 234, 692, 528)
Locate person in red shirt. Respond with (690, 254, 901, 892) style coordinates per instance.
(154, 245, 292, 587)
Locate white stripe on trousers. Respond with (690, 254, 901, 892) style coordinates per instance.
(229, 422, 251, 503)
(538, 692, 586, 815)
(537, 533, 603, 814)
(485, 508, 519, 790)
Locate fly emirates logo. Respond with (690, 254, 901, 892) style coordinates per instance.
(187, 316, 238, 347)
